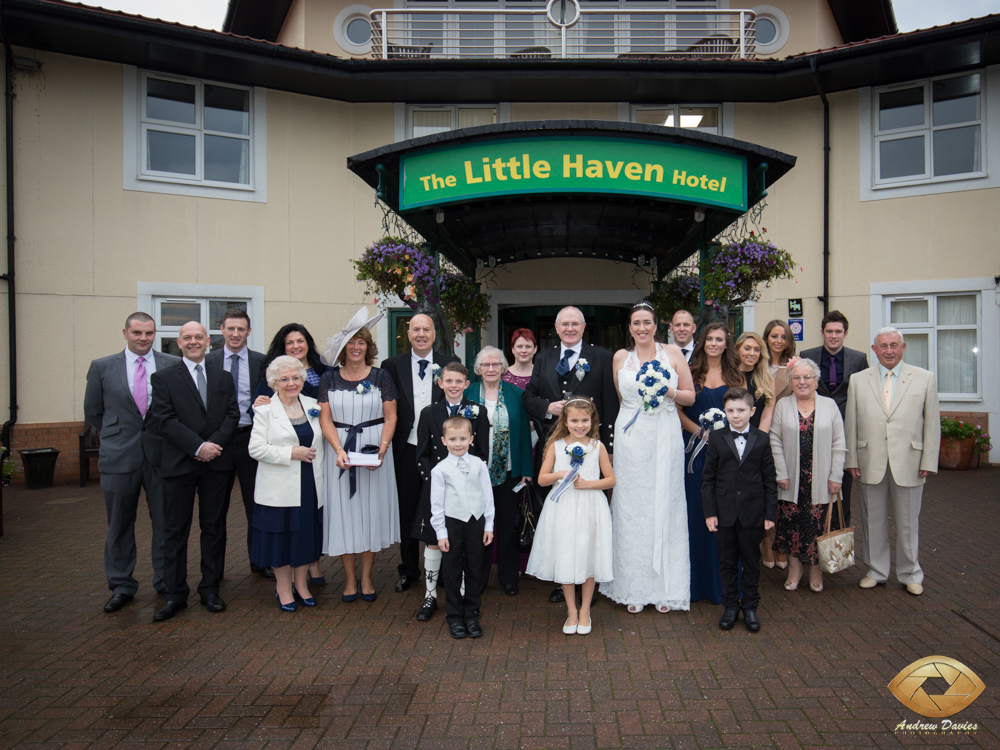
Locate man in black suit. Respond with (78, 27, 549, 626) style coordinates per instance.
(380, 312, 458, 593)
(670, 309, 697, 362)
(411, 362, 491, 621)
(522, 305, 618, 603)
(149, 322, 240, 622)
(800, 310, 869, 527)
(205, 309, 269, 579)
(701, 387, 778, 633)
(84, 312, 180, 613)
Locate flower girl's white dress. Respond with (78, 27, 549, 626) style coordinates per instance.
(526, 438, 613, 584)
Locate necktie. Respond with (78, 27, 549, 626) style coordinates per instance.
(883, 371, 894, 411)
(230, 353, 240, 395)
(458, 457, 469, 475)
(555, 349, 574, 376)
(133, 356, 148, 417)
(418, 359, 429, 380)
(450, 403, 459, 417)
(828, 354, 837, 387)
(195, 363, 208, 407)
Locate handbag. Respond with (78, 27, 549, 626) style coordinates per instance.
(515, 483, 539, 553)
(816, 490, 856, 575)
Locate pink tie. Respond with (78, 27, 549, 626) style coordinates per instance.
(134, 356, 148, 417)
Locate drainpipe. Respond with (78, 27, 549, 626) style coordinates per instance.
(0, 1, 17, 537)
(811, 57, 830, 316)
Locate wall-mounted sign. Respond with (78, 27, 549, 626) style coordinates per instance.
(788, 298, 803, 317)
(399, 136, 747, 212)
(788, 319, 804, 342)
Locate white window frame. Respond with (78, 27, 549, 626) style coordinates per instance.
(404, 104, 501, 138)
(869, 278, 1000, 405)
(859, 65, 1000, 202)
(123, 66, 268, 203)
(629, 103, 724, 135)
(137, 282, 266, 353)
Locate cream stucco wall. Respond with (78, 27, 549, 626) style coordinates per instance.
(729, 0, 843, 58)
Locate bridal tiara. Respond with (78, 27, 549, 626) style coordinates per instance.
(632, 301, 655, 312)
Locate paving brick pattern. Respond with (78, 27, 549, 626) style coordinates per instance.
(0, 468, 997, 748)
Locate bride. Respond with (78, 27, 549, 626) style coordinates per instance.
(601, 301, 696, 613)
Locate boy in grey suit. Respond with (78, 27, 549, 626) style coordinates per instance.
(84, 312, 180, 613)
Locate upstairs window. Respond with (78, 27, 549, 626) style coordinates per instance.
(407, 105, 497, 138)
(632, 104, 720, 134)
(874, 73, 984, 186)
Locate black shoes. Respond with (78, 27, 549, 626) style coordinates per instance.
(719, 607, 740, 630)
(743, 609, 761, 633)
(449, 622, 467, 639)
(103, 593, 133, 613)
(395, 574, 416, 593)
(201, 593, 227, 613)
(153, 600, 188, 622)
(416, 596, 437, 621)
(549, 586, 565, 603)
(465, 619, 483, 638)
(503, 584, 518, 597)
(253, 566, 276, 580)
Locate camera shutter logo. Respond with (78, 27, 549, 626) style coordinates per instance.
(887, 656, 985, 719)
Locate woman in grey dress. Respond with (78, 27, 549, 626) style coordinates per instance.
(318, 309, 399, 603)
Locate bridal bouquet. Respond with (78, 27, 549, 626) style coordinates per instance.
(685, 407, 729, 473)
(548, 441, 592, 503)
(622, 361, 673, 434)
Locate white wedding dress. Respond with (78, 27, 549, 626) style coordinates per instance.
(601, 346, 690, 611)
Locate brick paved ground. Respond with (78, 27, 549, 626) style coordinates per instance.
(0, 468, 997, 749)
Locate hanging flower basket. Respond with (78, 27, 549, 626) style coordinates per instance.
(701, 228, 798, 306)
(648, 272, 700, 322)
(440, 272, 491, 334)
(351, 236, 438, 308)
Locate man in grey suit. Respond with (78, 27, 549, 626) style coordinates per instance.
(84, 312, 180, 613)
(205, 309, 269, 578)
(800, 310, 869, 526)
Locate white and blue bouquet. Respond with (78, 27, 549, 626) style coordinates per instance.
(685, 407, 729, 473)
(547, 441, 592, 503)
(621, 360, 673, 434)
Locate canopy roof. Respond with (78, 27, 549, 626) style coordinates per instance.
(348, 121, 796, 277)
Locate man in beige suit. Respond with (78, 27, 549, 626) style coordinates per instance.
(845, 327, 940, 596)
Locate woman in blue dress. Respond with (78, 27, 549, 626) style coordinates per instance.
(677, 322, 747, 605)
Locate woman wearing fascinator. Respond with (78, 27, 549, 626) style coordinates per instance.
(317, 308, 401, 603)
(601, 301, 696, 614)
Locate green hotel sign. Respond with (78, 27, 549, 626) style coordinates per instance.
(399, 136, 747, 212)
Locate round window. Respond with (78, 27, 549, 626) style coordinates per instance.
(347, 17, 372, 45)
(755, 17, 776, 45)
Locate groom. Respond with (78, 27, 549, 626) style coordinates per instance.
(523, 305, 618, 603)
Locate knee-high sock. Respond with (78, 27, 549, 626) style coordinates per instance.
(424, 548, 442, 598)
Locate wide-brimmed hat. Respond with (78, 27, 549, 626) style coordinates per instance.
(321, 307, 384, 365)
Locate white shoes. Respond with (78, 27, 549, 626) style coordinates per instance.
(577, 617, 592, 635)
(859, 575, 880, 589)
(906, 583, 924, 596)
(562, 620, 577, 635)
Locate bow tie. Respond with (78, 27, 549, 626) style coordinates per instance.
(731, 430, 749, 437)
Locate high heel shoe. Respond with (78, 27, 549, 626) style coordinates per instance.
(310, 575, 326, 586)
(783, 579, 800, 591)
(294, 590, 317, 607)
(360, 580, 377, 603)
(775, 553, 788, 570)
(342, 580, 359, 603)
(577, 617, 592, 635)
(276, 594, 297, 612)
(627, 604, 644, 614)
(809, 580, 824, 593)
(761, 541, 775, 569)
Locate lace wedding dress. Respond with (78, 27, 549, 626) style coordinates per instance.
(601, 346, 690, 611)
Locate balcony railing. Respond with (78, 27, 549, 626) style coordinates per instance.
(370, 4, 756, 61)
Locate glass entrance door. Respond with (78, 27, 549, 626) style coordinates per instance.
(498, 304, 630, 362)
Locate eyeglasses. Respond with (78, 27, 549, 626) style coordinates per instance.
(276, 376, 304, 384)
(791, 375, 815, 382)
(557, 322, 582, 329)
(480, 363, 502, 370)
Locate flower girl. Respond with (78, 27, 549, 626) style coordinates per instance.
(526, 397, 615, 635)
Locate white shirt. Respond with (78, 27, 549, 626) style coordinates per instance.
(429, 453, 495, 540)
(221, 346, 251, 426)
(732, 428, 749, 460)
(558, 341, 583, 372)
(679, 343, 694, 362)
(124, 348, 157, 412)
(408, 349, 435, 445)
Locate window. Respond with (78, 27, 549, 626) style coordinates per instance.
(750, 5, 789, 55)
(123, 67, 267, 202)
(335, 5, 375, 55)
(885, 292, 982, 398)
(631, 104, 720, 134)
(874, 73, 984, 186)
(137, 283, 265, 354)
(406, 105, 497, 138)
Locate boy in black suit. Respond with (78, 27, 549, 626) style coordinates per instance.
(702, 387, 778, 633)
(412, 362, 490, 622)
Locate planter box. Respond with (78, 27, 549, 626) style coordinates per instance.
(939, 436, 976, 471)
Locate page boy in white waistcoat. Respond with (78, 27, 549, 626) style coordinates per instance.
(430, 415, 495, 640)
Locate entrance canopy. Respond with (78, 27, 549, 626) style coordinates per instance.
(348, 121, 796, 277)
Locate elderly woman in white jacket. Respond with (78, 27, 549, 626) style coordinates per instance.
(769, 358, 845, 594)
(249, 355, 325, 612)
